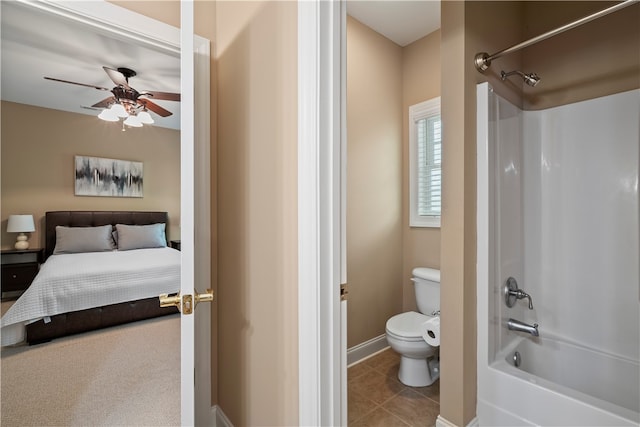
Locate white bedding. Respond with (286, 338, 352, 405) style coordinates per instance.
(1, 247, 180, 346)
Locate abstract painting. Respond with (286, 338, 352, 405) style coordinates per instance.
(75, 156, 143, 197)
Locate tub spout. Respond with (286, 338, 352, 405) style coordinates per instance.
(508, 318, 539, 336)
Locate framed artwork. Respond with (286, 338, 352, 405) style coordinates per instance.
(74, 156, 143, 197)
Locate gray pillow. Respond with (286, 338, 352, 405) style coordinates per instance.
(53, 225, 115, 254)
(116, 223, 167, 251)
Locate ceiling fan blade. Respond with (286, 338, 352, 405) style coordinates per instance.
(140, 91, 181, 102)
(44, 76, 110, 91)
(103, 66, 130, 88)
(139, 99, 172, 117)
(91, 96, 116, 109)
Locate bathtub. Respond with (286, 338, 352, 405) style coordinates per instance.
(490, 334, 640, 425)
(476, 82, 640, 426)
(477, 335, 640, 426)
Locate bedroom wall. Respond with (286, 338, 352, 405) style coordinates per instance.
(0, 101, 180, 249)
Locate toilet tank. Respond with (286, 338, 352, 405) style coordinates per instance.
(412, 267, 440, 315)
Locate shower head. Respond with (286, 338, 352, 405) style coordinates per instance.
(501, 70, 541, 87)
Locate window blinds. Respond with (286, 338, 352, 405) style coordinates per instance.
(417, 116, 442, 217)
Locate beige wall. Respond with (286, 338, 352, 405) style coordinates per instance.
(522, 1, 640, 110)
(346, 16, 403, 348)
(401, 30, 442, 312)
(215, 1, 298, 425)
(346, 18, 444, 347)
(0, 101, 180, 249)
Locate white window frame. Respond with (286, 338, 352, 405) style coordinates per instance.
(409, 97, 441, 228)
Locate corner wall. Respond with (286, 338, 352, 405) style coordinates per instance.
(215, 1, 298, 425)
(440, 2, 524, 425)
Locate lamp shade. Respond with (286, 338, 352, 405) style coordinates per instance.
(110, 103, 129, 118)
(98, 108, 119, 122)
(124, 115, 143, 127)
(137, 110, 154, 124)
(7, 215, 35, 233)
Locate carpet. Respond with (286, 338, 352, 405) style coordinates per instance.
(1, 314, 180, 426)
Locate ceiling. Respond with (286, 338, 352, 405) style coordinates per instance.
(0, 2, 181, 130)
(1, 1, 438, 130)
(347, 0, 440, 47)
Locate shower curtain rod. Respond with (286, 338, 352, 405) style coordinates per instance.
(474, 0, 639, 72)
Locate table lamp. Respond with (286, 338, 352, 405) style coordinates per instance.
(7, 214, 35, 250)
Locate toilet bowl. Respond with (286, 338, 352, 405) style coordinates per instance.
(385, 267, 441, 387)
(386, 311, 439, 387)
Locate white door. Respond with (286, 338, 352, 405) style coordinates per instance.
(180, 2, 213, 425)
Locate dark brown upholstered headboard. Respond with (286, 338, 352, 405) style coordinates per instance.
(44, 211, 169, 260)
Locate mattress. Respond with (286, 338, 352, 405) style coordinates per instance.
(1, 247, 180, 346)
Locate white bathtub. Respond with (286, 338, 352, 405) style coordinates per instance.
(493, 334, 639, 425)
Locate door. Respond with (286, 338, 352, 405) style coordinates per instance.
(178, 2, 213, 425)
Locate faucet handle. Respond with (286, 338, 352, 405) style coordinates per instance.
(504, 277, 534, 309)
(515, 289, 534, 310)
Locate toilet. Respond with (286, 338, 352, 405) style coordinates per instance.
(385, 267, 440, 387)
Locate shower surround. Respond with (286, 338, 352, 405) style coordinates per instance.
(477, 82, 639, 425)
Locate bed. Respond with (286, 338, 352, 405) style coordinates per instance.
(1, 211, 180, 346)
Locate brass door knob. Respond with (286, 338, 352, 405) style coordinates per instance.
(159, 289, 214, 315)
(195, 288, 214, 307)
(159, 292, 182, 311)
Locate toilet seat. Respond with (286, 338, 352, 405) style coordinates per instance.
(386, 311, 434, 341)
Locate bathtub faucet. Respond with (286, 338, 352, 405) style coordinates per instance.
(507, 318, 539, 337)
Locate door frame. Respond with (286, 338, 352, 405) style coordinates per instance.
(298, 0, 346, 424)
(22, 1, 212, 424)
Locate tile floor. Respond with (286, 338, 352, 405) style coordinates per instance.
(348, 348, 440, 426)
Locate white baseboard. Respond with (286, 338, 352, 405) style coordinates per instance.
(213, 405, 233, 427)
(436, 415, 479, 427)
(347, 334, 389, 366)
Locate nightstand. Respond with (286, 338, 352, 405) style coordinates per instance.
(170, 240, 181, 251)
(1, 248, 44, 300)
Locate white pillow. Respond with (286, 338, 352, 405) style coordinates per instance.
(53, 225, 114, 254)
(116, 223, 167, 251)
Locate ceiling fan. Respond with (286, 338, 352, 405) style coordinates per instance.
(44, 66, 180, 123)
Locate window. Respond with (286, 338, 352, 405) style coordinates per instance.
(409, 97, 441, 227)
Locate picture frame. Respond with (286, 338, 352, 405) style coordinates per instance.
(74, 155, 143, 198)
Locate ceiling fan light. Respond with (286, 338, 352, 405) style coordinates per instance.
(137, 110, 154, 124)
(98, 108, 118, 122)
(124, 115, 143, 127)
(111, 103, 128, 118)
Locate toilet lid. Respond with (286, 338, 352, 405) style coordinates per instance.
(386, 311, 432, 339)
